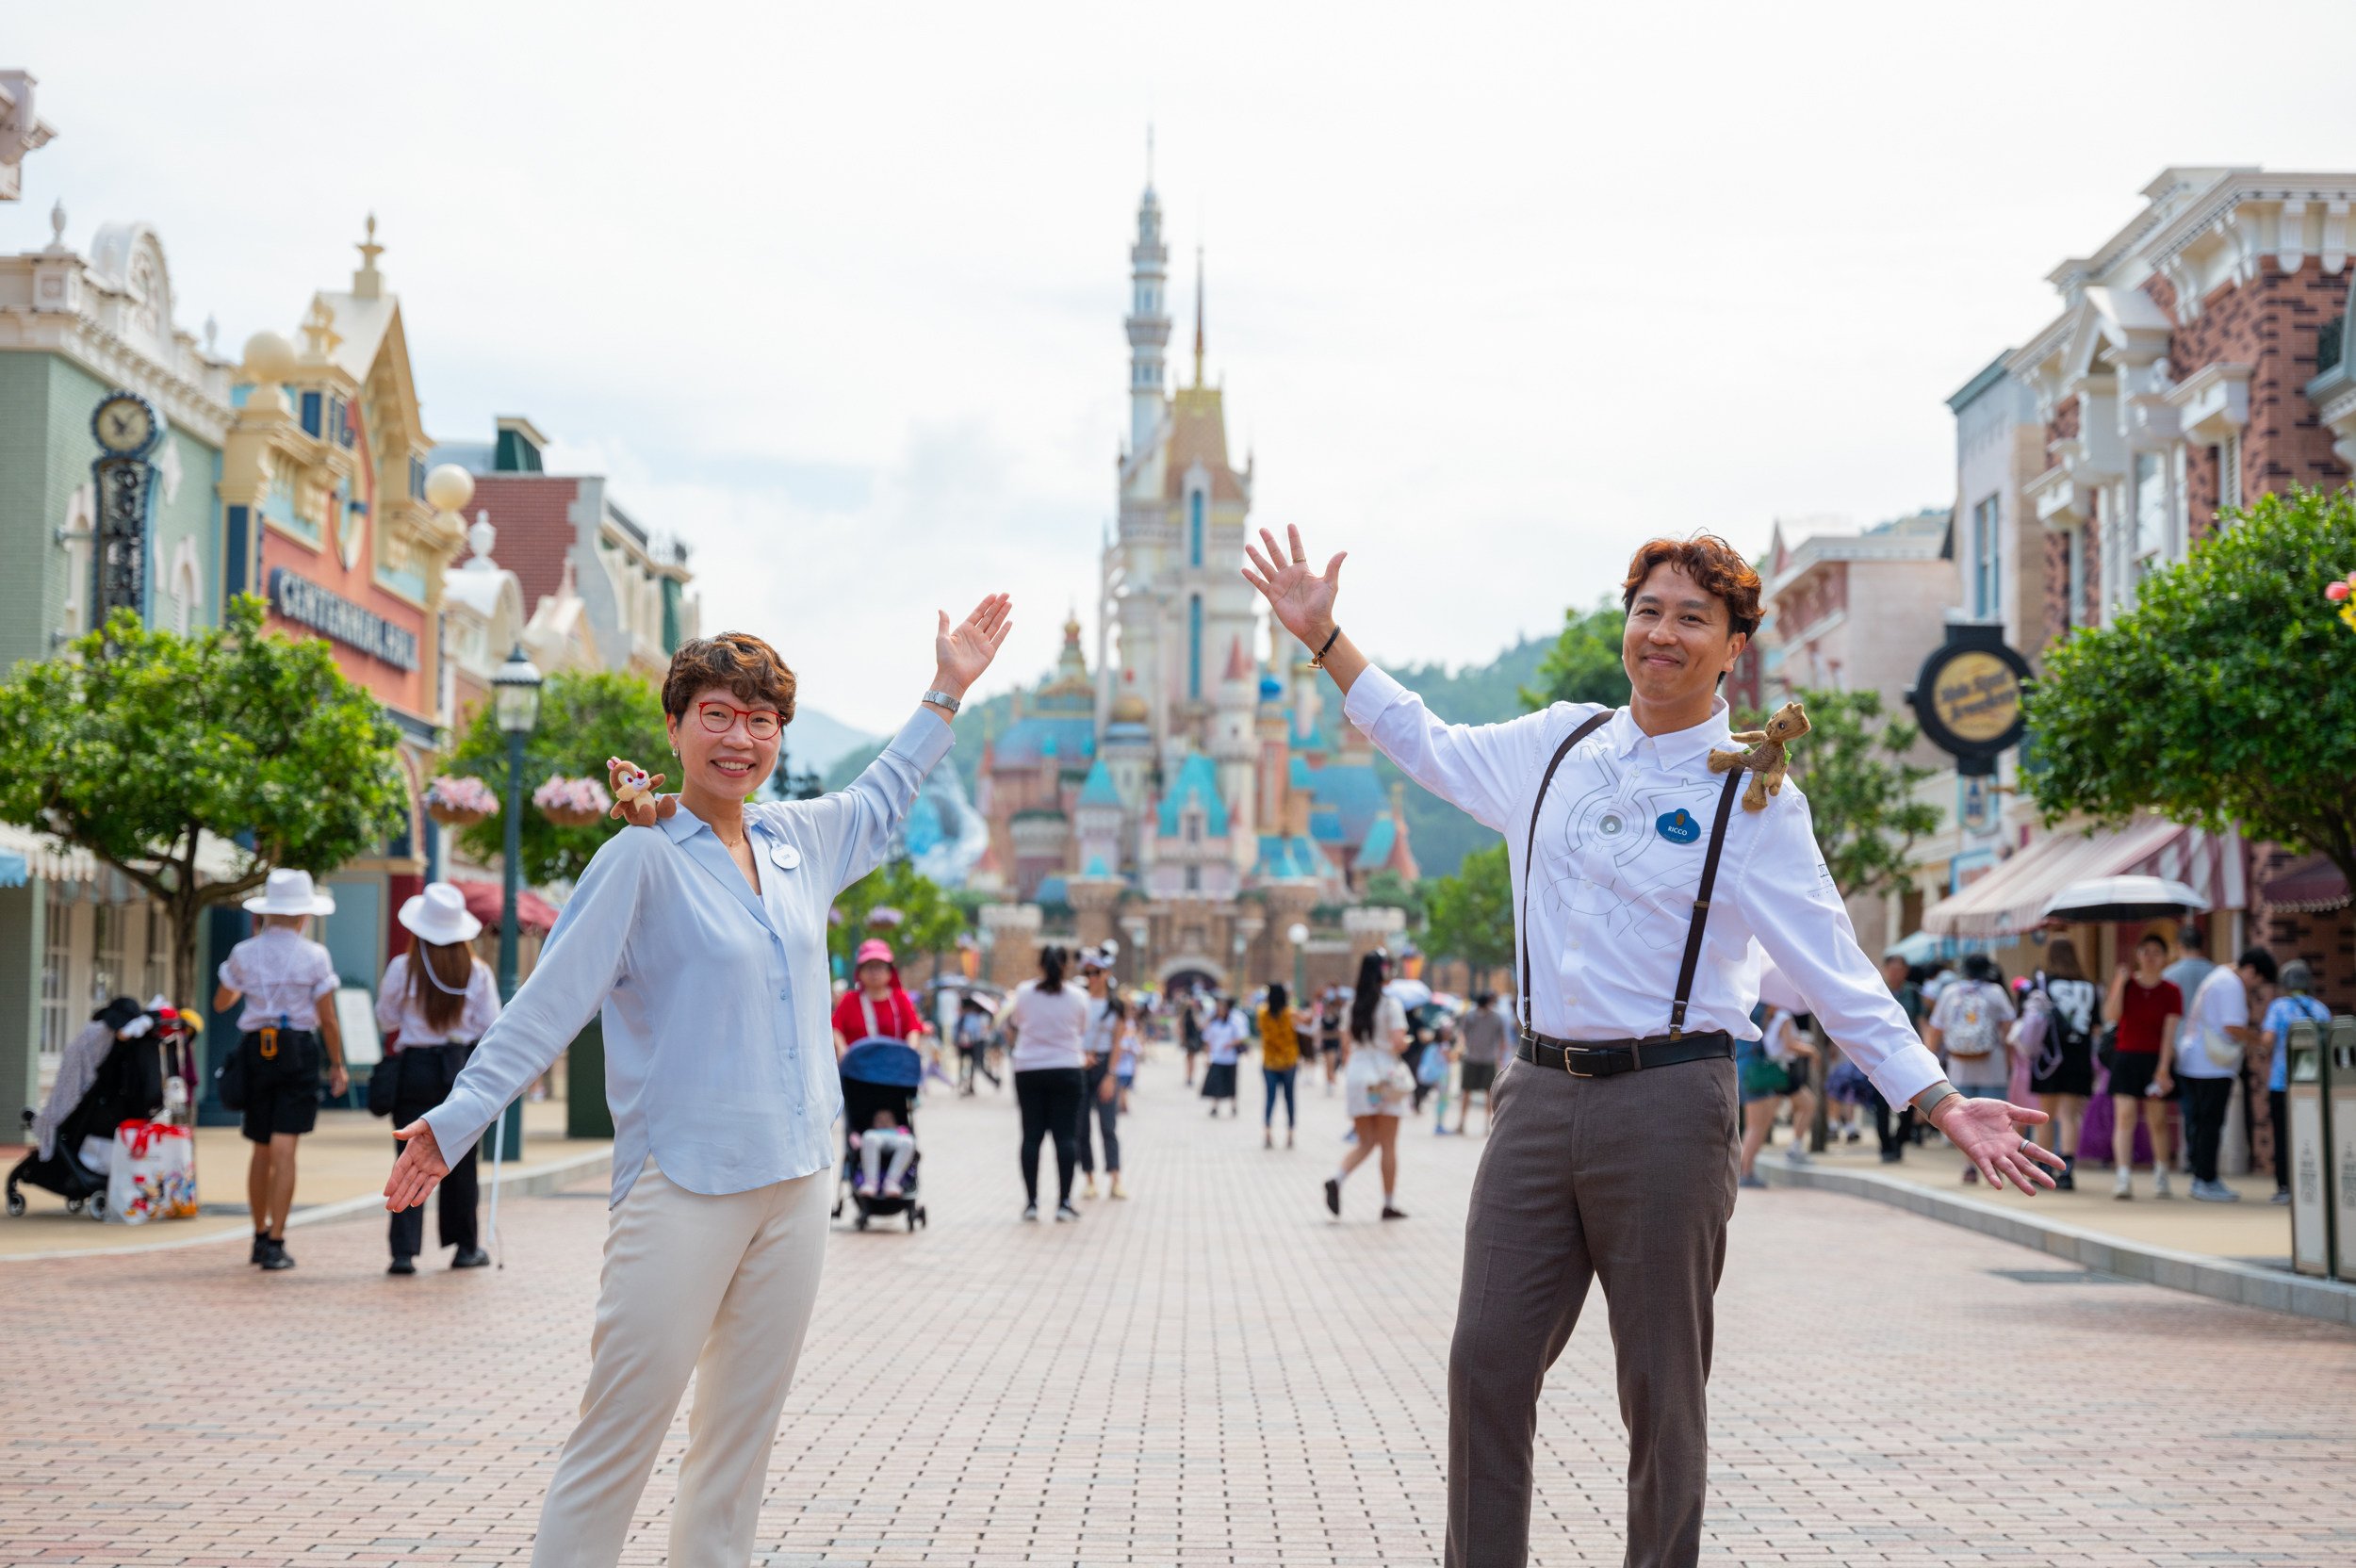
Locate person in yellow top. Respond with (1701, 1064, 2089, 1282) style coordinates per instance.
(1258, 983, 1310, 1150)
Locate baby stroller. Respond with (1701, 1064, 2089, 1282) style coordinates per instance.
(833, 1037, 925, 1232)
(8, 997, 168, 1219)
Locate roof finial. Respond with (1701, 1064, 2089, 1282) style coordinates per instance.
(1146, 123, 1154, 188)
(46, 197, 66, 251)
(352, 212, 384, 299)
(1192, 245, 1205, 389)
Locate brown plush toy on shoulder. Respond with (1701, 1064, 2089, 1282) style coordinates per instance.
(1708, 700, 1810, 812)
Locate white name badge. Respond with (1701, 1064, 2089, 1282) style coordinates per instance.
(768, 841, 801, 871)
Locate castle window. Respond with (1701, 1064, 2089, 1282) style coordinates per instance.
(1187, 594, 1202, 698)
(1188, 490, 1204, 565)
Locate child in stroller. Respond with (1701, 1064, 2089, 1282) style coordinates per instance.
(834, 1037, 925, 1232)
(8, 997, 178, 1218)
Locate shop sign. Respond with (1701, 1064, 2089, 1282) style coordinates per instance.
(269, 566, 417, 670)
(1908, 624, 2031, 777)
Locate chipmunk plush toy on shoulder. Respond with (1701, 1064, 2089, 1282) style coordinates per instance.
(1707, 700, 1809, 812)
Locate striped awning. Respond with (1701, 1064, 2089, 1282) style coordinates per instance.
(0, 821, 99, 884)
(1925, 818, 2247, 938)
(2259, 853, 2349, 914)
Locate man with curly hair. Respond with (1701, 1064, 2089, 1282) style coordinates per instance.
(1245, 527, 2062, 1568)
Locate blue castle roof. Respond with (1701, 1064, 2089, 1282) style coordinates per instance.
(1156, 752, 1230, 839)
(1353, 813, 1398, 871)
(1077, 760, 1122, 808)
(994, 714, 1097, 769)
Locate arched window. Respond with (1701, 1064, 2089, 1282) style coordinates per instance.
(1187, 593, 1203, 699)
(1188, 489, 1204, 566)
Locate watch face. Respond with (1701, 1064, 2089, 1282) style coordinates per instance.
(95, 394, 157, 455)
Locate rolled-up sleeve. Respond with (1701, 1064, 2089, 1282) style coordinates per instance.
(782, 708, 955, 891)
(422, 833, 646, 1163)
(1341, 664, 1567, 833)
(1735, 789, 1944, 1107)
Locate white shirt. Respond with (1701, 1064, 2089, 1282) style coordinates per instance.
(1006, 981, 1090, 1071)
(1928, 980, 2017, 1090)
(2179, 966, 2248, 1080)
(218, 925, 339, 1031)
(1203, 1011, 1249, 1065)
(374, 952, 502, 1047)
(1343, 666, 1945, 1107)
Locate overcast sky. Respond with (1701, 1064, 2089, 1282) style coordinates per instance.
(13, 3, 2356, 734)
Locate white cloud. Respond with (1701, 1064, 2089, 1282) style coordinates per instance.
(10, 1, 2356, 727)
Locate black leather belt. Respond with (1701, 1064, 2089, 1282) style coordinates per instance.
(1515, 1030, 1734, 1078)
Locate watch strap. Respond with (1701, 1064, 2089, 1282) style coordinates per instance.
(922, 688, 962, 714)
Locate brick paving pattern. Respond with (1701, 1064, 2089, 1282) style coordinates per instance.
(5, 1054, 2354, 1565)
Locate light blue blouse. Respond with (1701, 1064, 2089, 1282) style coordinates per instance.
(423, 709, 953, 1206)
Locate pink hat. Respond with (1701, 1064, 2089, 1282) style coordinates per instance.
(855, 939, 895, 968)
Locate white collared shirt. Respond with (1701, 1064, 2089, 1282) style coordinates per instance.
(1343, 666, 1945, 1107)
(374, 953, 502, 1047)
(218, 925, 339, 1032)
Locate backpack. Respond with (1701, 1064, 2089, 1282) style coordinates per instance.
(1944, 986, 2002, 1058)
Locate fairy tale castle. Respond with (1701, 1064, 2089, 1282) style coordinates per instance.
(972, 173, 1417, 994)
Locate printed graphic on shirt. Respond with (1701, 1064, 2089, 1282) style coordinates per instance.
(1542, 755, 1723, 953)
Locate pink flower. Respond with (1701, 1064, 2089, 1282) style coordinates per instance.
(2329, 580, 2352, 602)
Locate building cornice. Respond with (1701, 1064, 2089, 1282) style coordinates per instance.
(0, 306, 234, 442)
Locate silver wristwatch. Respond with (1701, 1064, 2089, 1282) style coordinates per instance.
(922, 688, 962, 714)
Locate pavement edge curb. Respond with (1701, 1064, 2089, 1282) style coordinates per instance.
(0, 1144, 613, 1265)
(1758, 1157, 2356, 1327)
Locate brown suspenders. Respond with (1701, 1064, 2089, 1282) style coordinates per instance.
(1515, 711, 1746, 1045)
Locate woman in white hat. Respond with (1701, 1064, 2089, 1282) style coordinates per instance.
(374, 883, 500, 1276)
(213, 867, 348, 1272)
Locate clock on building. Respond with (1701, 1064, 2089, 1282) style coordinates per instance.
(93, 390, 161, 458)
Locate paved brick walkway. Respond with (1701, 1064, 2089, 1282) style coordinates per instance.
(5, 1054, 2353, 1565)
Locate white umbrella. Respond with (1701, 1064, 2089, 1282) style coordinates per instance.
(1384, 977, 1433, 1009)
(2039, 875, 2207, 924)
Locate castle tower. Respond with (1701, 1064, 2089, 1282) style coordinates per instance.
(1125, 160, 1170, 459)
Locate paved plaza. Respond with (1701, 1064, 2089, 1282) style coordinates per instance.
(6, 1054, 2355, 1567)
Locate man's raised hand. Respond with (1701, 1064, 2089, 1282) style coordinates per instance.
(1241, 524, 1346, 647)
(1939, 1097, 2069, 1194)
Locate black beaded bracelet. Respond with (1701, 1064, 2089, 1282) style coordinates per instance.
(1309, 625, 1343, 668)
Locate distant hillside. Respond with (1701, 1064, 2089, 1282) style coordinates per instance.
(783, 707, 882, 777)
(1372, 635, 1549, 878)
(820, 633, 1551, 879)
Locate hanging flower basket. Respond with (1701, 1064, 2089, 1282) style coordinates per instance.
(866, 906, 906, 930)
(534, 776, 613, 829)
(424, 776, 499, 828)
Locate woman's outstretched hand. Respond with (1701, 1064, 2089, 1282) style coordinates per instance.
(606, 758, 677, 827)
(933, 594, 1013, 699)
(1241, 524, 1346, 646)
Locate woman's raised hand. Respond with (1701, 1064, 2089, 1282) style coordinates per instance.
(1241, 524, 1346, 646)
(606, 757, 677, 827)
(934, 594, 1013, 697)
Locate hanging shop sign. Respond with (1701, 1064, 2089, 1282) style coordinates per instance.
(269, 566, 418, 670)
(1907, 622, 2031, 777)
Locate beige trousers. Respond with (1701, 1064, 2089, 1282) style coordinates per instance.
(532, 1160, 832, 1568)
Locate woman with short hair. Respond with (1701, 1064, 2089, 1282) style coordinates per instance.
(374, 882, 499, 1276)
(383, 600, 1008, 1568)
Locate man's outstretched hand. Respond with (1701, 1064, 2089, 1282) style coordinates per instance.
(1241, 524, 1346, 647)
(1935, 1097, 2068, 1194)
(384, 1119, 450, 1212)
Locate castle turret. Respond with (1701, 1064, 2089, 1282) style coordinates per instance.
(1124, 159, 1170, 458)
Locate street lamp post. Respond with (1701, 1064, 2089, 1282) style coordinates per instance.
(489, 644, 544, 1167)
(1288, 922, 1309, 1007)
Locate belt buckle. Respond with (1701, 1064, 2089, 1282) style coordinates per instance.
(1562, 1045, 1600, 1078)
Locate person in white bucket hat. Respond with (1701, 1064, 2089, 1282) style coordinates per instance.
(374, 883, 499, 1276)
(214, 867, 347, 1271)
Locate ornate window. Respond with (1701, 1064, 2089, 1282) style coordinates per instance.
(1188, 489, 1204, 566)
(1187, 594, 1203, 698)
(1970, 495, 2001, 618)
(39, 886, 72, 1064)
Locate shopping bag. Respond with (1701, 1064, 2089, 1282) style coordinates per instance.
(106, 1119, 197, 1224)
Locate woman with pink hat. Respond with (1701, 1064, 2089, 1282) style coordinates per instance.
(373, 882, 499, 1277)
(831, 938, 928, 1061)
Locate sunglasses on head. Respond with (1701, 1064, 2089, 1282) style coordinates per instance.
(695, 701, 782, 741)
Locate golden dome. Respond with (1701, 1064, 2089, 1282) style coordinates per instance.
(1111, 691, 1150, 724)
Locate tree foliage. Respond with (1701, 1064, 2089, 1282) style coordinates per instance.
(2025, 485, 2356, 890)
(1520, 600, 1632, 712)
(0, 598, 406, 998)
(1359, 868, 1426, 924)
(1422, 841, 1513, 986)
(446, 669, 670, 886)
(828, 857, 966, 973)
(1764, 688, 1940, 901)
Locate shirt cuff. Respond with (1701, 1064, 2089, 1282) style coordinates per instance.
(1340, 662, 1407, 730)
(1869, 1041, 1947, 1110)
(886, 706, 956, 774)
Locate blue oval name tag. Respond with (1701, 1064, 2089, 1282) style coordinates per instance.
(1656, 808, 1701, 845)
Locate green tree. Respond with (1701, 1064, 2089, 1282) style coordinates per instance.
(0, 599, 406, 998)
(1766, 688, 1940, 900)
(1423, 841, 1513, 988)
(829, 858, 966, 974)
(1520, 599, 1632, 712)
(2024, 485, 2356, 895)
(1360, 868, 1426, 925)
(445, 669, 670, 886)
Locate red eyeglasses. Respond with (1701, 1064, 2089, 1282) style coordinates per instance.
(695, 701, 783, 741)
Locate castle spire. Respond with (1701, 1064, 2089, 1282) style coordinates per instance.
(1192, 246, 1205, 389)
(1124, 147, 1170, 457)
